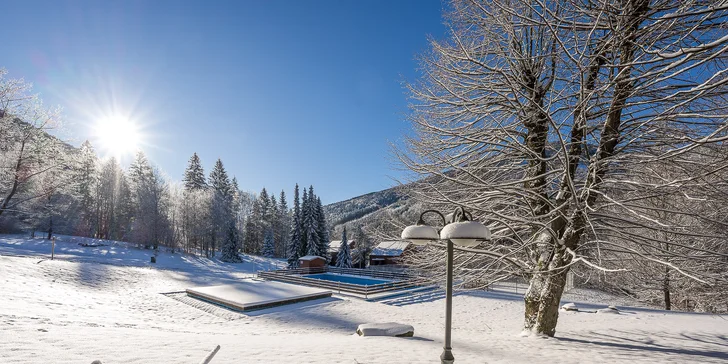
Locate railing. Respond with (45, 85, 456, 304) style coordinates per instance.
(257, 266, 426, 299)
(264, 266, 414, 280)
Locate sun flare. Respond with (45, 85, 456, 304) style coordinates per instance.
(94, 116, 142, 158)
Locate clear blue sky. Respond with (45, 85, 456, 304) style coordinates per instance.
(2, 0, 445, 204)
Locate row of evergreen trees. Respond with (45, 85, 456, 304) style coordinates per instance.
(287, 184, 331, 267)
(243, 187, 290, 258)
(182, 152, 243, 262)
(184, 153, 333, 262)
(4, 131, 337, 263)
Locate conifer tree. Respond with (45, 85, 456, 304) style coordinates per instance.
(336, 227, 351, 268)
(263, 229, 275, 258)
(181, 153, 210, 255)
(287, 184, 302, 268)
(209, 159, 233, 257)
(220, 220, 242, 263)
(259, 187, 270, 217)
(277, 190, 289, 257)
(244, 194, 263, 254)
(129, 151, 152, 190)
(315, 196, 329, 261)
(269, 194, 278, 231)
(76, 141, 98, 237)
(183, 153, 207, 191)
(230, 176, 242, 229)
(299, 187, 309, 257)
(209, 159, 232, 200)
(304, 186, 320, 257)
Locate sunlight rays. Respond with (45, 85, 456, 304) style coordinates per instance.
(93, 115, 144, 160)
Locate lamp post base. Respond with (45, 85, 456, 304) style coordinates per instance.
(440, 348, 454, 364)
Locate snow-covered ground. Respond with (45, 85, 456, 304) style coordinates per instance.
(1, 234, 727, 363)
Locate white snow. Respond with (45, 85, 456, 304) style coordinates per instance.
(298, 255, 325, 261)
(356, 322, 414, 337)
(371, 241, 412, 256)
(439, 220, 491, 245)
(2, 234, 728, 363)
(186, 281, 332, 311)
(561, 302, 578, 311)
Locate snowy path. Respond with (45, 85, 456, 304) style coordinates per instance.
(1, 235, 727, 363)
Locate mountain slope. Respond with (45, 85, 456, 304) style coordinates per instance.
(323, 185, 425, 242)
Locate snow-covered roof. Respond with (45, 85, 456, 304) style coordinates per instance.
(370, 241, 411, 257)
(328, 239, 355, 253)
(298, 255, 325, 261)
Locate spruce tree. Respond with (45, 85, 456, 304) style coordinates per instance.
(259, 188, 270, 218)
(128, 151, 155, 248)
(263, 229, 275, 258)
(336, 227, 352, 268)
(287, 184, 302, 268)
(315, 196, 329, 261)
(277, 190, 289, 257)
(220, 220, 243, 263)
(231, 176, 242, 228)
(244, 195, 262, 254)
(299, 187, 309, 257)
(209, 159, 233, 257)
(269, 194, 278, 232)
(304, 186, 320, 257)
(183, 153, 207, 190)
(76, 141, 98, 237)
(209, 159, 232, 200)
(128, 151, 152, 201)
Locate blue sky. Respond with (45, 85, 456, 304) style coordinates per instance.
(3, 0, 445, 204)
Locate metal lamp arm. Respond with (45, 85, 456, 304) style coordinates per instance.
(452, 206, 473, 222)
(418, 209, 447, 227)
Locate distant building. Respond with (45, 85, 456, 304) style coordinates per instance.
(298, 255, 326, 269)
(369, 241, 414, 266)
(328, 239, 356, 266)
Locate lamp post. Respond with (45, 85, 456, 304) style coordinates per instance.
(401, 207, 490, 364)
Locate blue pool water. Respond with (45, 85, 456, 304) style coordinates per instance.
(306, 273, 392, 286)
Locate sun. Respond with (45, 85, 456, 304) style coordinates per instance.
(93, 116, 142, 158)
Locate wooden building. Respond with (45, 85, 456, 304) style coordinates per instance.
(327, 239, 356, 266)
(369, 241, 414, 266)
(298, 255, 326, 269)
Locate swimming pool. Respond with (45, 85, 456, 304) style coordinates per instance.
(257, 267, 421, 298)
(306, 273, 391, 286)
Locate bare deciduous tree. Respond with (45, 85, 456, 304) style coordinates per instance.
(0, 69, 65, 219)
(399, 0, 728, 336)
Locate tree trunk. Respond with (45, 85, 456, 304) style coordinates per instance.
(524, 214, 583, 336)
(663, 265, 671, 310)
(47, 215, 53, 240)
(523, 248, 572, 336)
(0, 141, 25, 218)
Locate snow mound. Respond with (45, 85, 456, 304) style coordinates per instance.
(597, 306, 621, 314)
(561, 302, 578, 311)
(356, 323, 414, 337)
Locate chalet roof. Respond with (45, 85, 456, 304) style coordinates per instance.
(328, 239, 355, 253)
(370, 241, 411, 257)
(298, 255, 325, 261)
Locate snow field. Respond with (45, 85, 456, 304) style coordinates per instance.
(1, 235, 727, 363)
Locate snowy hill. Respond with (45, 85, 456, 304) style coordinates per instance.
(323, 185, 424, 240)
(324, 186, 407, 227)
(0, 234, 285, 273)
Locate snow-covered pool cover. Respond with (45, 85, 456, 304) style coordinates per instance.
(186, 280, 332, 312)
